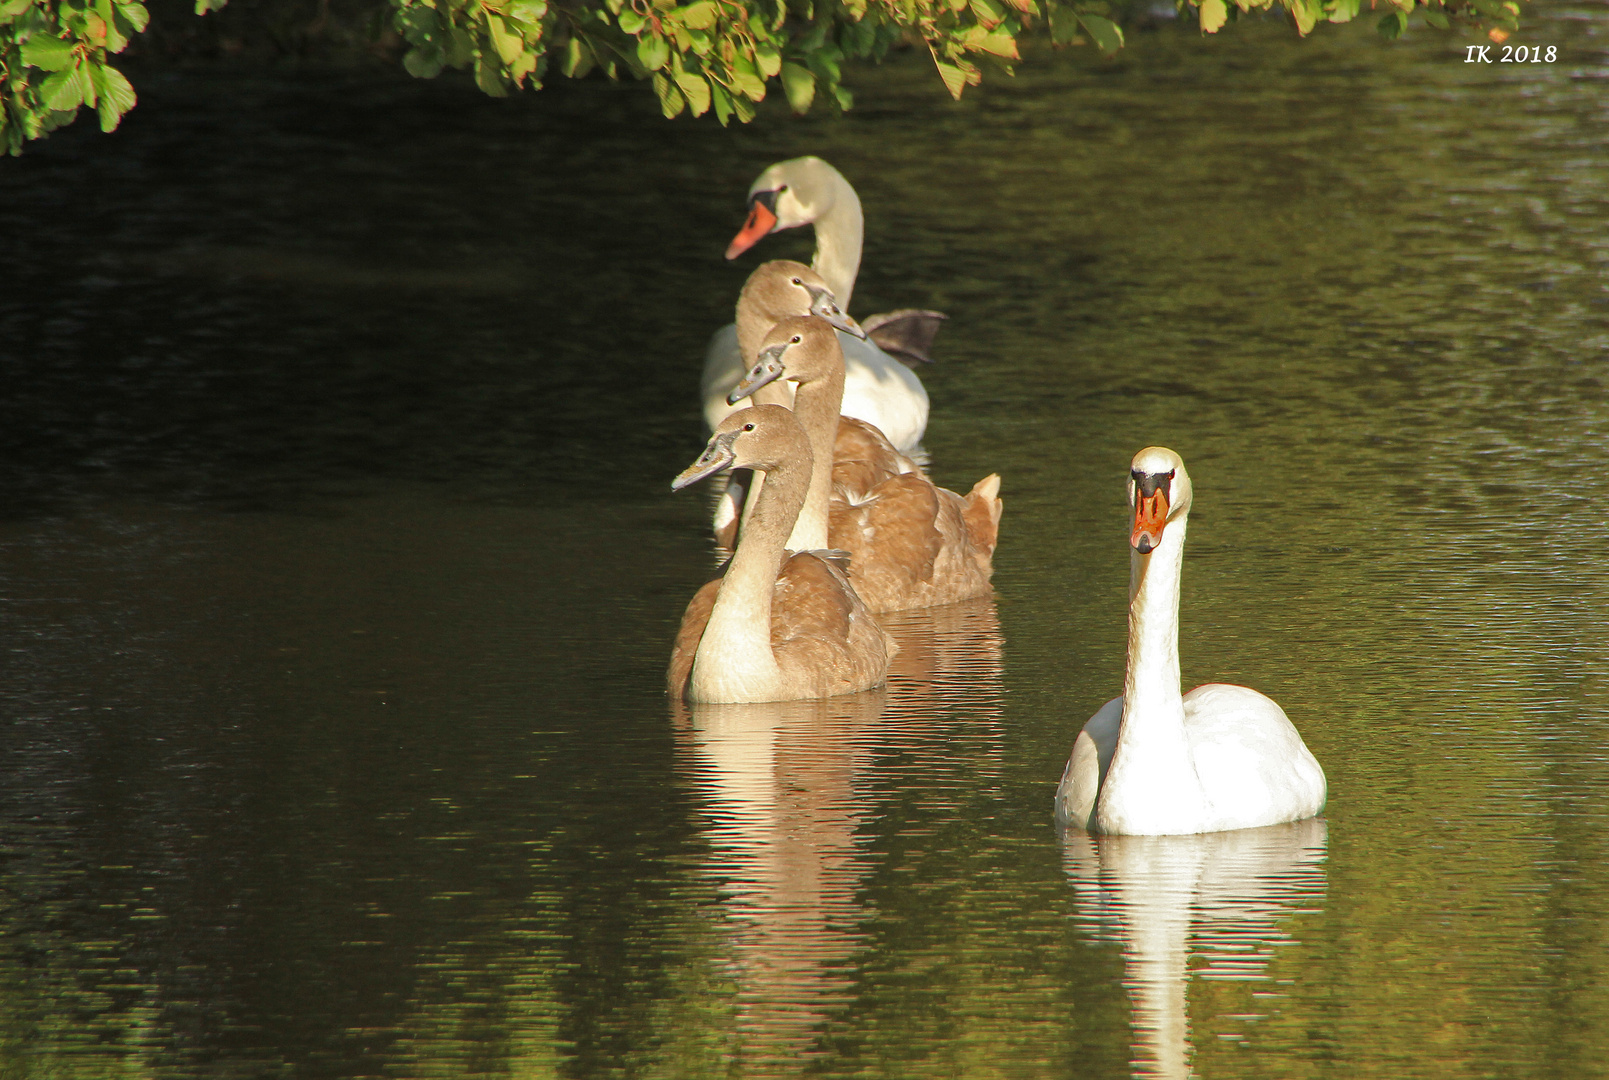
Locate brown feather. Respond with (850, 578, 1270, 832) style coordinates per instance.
(832, 416, 920, 501)
(670, 554, 894, 700)
(668, 578, 722, 698)
(829, 469, 1000, 614)
(962, 474, 1003, 557)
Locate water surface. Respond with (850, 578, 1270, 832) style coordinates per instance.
(1, 7, 1607, 1076)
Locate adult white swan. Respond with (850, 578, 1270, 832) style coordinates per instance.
(1055, 447, 1327, 835)
(703, 156, 944, 452)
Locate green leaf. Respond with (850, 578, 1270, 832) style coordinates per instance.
(508, 0, 546, 20)
(969, 0, 1004, 26)
(0, 0, 33, 16)
(1325, 0, 1357, 22)
(21, 34, 75, 71)
(709, 80, 732, 123)
(755, 41, 781, 77)
(1290, 0, 1317, 33)
(193, 0, 226, 15)
(1422, 5, 1448, 27)
(41, 66, 84, 111)
(475, 54, 508, 94)
(90, 61, 135, 131)
(485, 13, 522, 64)
(780, 61, 814, 111)
(561, 36, 595, 76)
(652, 71, 685, 115)
(403, 45, 445, 77)
(673, 68, 710, 113)
(1198, 0, 1227, 31)
(678, 0, 718, 28)
(1048, 7, 1081, 43)
(617, 6, 644, 31)
(933, 57, 966, 99)
(1376, 8, 1404, 36)
(447, 26, 475, 64)
(1076, 12, 1123, 52)
(729, 52, 765, 99)
(636, 32, 669, 70)
(977, 26, 1019, 57)
(832, 83, 852, 110)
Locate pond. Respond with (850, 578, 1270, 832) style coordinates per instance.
(0, 5, 1607, 1076)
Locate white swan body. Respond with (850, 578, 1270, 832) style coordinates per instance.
(1056, 447, 1326, 836)
(704, 157, 931, 452)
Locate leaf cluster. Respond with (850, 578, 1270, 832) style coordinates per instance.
(1187, 0, 1519, 43)
(1, 0, 142, 152)
(1, 0, 1525, 154)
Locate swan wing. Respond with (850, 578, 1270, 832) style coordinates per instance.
(770, 552, 894, 697)
(1183, 684, 1328, 830)
(668, 577, 723, 698)
(861, 309, 947, 366)
(1056, 694, 1124, 831)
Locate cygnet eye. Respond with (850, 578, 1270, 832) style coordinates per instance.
(790, 335, 802, 343)
(743, 423, 755, 432)
(790, 277, 802, 285)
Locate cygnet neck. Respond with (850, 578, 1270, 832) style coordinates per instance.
(691, 443, 812, 701)
(779, 350, 844, 552)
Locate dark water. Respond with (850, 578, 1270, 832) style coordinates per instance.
(1, 6, 1607, 1076)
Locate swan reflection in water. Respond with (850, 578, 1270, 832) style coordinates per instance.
(672, 597, 1005, 1068)
(1062, 819, 1328, 1080)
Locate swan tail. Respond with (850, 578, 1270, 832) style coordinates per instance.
(962, 474, 1003, 556)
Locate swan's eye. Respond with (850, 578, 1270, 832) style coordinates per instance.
(790, 277, 802, 285)
(791, 335, 802, 343)
(743, 423, 755, 432)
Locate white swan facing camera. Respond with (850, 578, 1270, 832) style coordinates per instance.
(1056, 447, 1327, 836)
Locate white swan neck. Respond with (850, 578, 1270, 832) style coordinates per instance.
(1124, 519, 1188, 726)
(692, 455, 810, 700)
(807, 171, 864, 310)
(1098, 515, 1209, 833)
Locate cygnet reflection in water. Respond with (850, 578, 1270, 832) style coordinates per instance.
(673, 690, 886, 1071)
(1062, 819, 1328, 1080)
(667, 598, 1008, 1068)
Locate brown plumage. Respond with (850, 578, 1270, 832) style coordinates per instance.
(711, 414, 915, 551)
(712, 260, 867, 550)
(731, 317, 1004, 613)
(668, 405, 894, 703)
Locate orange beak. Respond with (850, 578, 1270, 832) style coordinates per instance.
(1131, 489, 1169, 553)
(725, 200, 778, 260)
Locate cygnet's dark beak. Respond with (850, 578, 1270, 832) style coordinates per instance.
(803, 286, 867, 340)
(673, 431, 739, 491)
(728, 344, 789, 405)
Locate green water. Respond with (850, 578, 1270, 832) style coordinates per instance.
(0, 6, 1606, 1076)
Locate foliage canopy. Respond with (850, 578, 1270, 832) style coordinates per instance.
(1, 0, 1523, 153)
